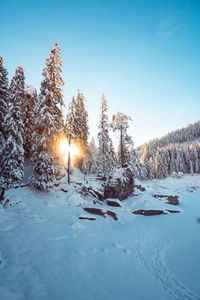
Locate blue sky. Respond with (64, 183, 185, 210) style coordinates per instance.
(1, 0, 200, 146)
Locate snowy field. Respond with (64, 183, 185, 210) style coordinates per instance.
(0, 174, 200, 300)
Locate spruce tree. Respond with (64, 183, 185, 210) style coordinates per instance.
(97, 94, 116, 180)
(82, 137, 99, 175)
(76, 90, 88, 150)
(111, 112, 132, 168)
(89, 137, 99, 174)
(65, 96, 80, 140)
(65, 90, 89, 170)
(31, 42, 64, 190)
(23, 85, 38, 159)
(0, 56, 9, 155)
(155, 149, 167, 179)
(0, 66, 25, 192)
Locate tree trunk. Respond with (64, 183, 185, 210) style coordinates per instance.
(67, 135, 71, 185)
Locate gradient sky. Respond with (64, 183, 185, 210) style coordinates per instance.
(1, 0, 200, 146)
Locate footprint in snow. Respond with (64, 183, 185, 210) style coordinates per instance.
(112, 242, 121, 249)
(71, 223, 85, 229)
(123, 248, 131, 254)
(134, 229, 200, 300)
(54, 235, 69, 241)
(101, 248, 109, 253)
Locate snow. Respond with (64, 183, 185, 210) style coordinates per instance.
(0, 174, 200, 300)
(24, 84, 36, 96)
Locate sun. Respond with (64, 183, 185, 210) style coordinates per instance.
(57, 137, 81, 164)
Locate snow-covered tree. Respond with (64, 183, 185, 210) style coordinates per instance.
(31, 42, 64, 190)
(0, 66, 25, 192)
(23, 85, 38, 159)
(41, 41, 64, 106)
(155, 149, 167, 179)
(97, 94, 116, 180)
(129, 148, 146, 179)
(65, 96, 78, 140)
(0, 56, 9, 155)
(76, 90, 88, 151)
(81, 137, 99, 175)
(111, 112, 132, 168)
(65, 90, 89, 170)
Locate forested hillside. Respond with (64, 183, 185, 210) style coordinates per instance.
(137, 121, 200, 179)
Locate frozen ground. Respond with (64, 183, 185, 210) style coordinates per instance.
(0, 174, 200, 300)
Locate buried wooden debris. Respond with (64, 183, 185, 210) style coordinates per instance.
(83, 207, 118, 220)
(79, 216, 96, 221)
(107, 200, 122, 207)
(133, 209, 181, 216)
(133, 209, 164, 216)
(166, 209, 180, 213)
(153, 194, 179, 205)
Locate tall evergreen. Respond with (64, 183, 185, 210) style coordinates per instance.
(65, 96, 80, 140)
(0, 66, 25, 191)
(82, 137, 99, 175)
(65, 90, 89, 169)
(76, 90, 89, 151)
(31, 42, 64, 190)
(97, 94, 116, 179)
(155, 149, 167, 179)
(0, 57, 9, 154)
(111, 112, 132, 168)
(23, 85, 38, 159)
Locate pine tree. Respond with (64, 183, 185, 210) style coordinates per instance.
(0, 66, 25, 191)
(155, 149, 167, 179)
(111, 112, 132, 168)
(76, 90, 88, 151)
(65, 96, 77, 139)
(23, 85, 38, 159)
(65, 91, 89, 170)
(97, 94, 116, 180)
(0, 56, 9, 155)
(90, 137, 99, 174)
(82, 153, 91, 177)
(147, 157, 155, 179)
(129, 148, 145, 179)
(83, 137, 99, 175)
(31, 42, 64, 190)
(41, 41, 64, 106)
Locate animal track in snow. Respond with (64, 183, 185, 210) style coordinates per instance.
(134, 229, 200, 300)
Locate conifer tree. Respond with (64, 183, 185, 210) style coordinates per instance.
(82, 137, 99, 175)
(65, 96, 80, 140)
(147, 157, 155, 179)
(0, 66, 25, 193)
(97, 94, 116, 180)
(0, 57, 9, 155)
(23, 85, 38, 159)
(111, 112, 132, 168)
(76, 90, 89, 151)
(31, 42, 64, 190)
(155, 149, 167, 179)
(89, 137, 99, 174)
(65, 90, 89, 170)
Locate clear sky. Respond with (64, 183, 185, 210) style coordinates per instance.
(1, 0, 200, 146)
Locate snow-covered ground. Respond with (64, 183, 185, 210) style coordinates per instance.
(0, 174, 200, 300)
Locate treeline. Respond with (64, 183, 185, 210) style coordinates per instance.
(0, 42, 135, 193)
(137, 123, 200, 179)
(137, 121, 200, 152)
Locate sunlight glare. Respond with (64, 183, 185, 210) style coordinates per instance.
(57, 138, 81, 164)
